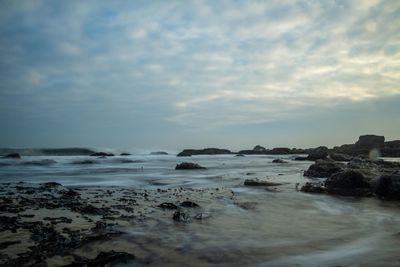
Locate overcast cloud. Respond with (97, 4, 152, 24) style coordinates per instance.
(0, 0, 399, 151)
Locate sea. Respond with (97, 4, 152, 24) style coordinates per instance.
(1, 153, 400, 266)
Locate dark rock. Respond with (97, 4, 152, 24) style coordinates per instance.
(120, 153, 131, 156)
(376, 174, 400, 200)
(300, 182, 326, 194)
(194, 213, 211, 220)
(294, 156, 309, 161)
(354, 135, 385, 154)
(150, 151, 168, 155)
(158, 202, 178, 209)
(2, 153, 21, 159)
(270, 147, 291, 154)
(329, 153, 352, 162)
(20, 159, 57, 166)
(383, 140, 400, 157)
(272, 159, 287, 163)
(307, 146, 329, 160)
(253, 145, 267, 152)
(180, 201, 199, 207)
(175, 162, 207, 170)
(72, 159, 97, 165)
(325, 170, 372, 197)
(177, 148, 231, 157)
(0, 240, 21, 249)
(173, 211, 189, 222)
(304, 160, 344, 178)
(90, 152, 114, 157)
(235, 154, 245, 157)
(244, 179, 283, 187)
(85, 251, 135, 267)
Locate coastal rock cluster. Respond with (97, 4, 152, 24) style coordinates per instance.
(301, 157, 400, 199)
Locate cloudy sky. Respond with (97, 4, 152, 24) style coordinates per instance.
(0, 0, 399, 151)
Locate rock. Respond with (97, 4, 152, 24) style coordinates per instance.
(244, 179, 283, 187)
(307, 146, 329, 160)
(175, 162, 206, 170)
(194, 213, 211, 220)
(383, 140, 400, 157)
(376, 173, 400, 200)
(294, 156, 309, 161)
(173, 211, 189, 222)
(90, 152, 114, 157)
(158, 202, 178, 209)
(303, 160, 344, 178)
(120, 153, 131, 156)
(253, 145, 267, 152)
(272, 159, 287, 163)
(235, 154, 245, 157)
(150, 151, 168, 155)
(329, 153, 352, 162)
(84, 251, 135, 266)
(2, 153, 21, 159)
(325, 170, 372, 197)
(300, 182, 326, 194)
(354, 135, 385, 155)
(270, 147, 291, 154)
(180, 201, 199, 207)
(177, 148, 231, 157)
(72, 159, 97, 165)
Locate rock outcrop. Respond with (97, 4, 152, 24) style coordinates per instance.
(303, 160, 345, 178)
(1, 153, 21, 159)
(175, 162, 207, 170)
(177, 148, 231, 157)
(376, 173, 400, 200)
(325, 170, 372, 197)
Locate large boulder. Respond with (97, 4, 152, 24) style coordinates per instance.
(307, 146, 329, 160)
(175, 162, 206, 170)
(325, 170, 372, 197)
(303, 160, 344, 178)
(354, 135, 385, 155)
(375, 173, 400, 200)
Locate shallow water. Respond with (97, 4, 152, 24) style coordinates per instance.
(1, 154, 400, 266)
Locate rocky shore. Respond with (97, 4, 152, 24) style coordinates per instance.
(177, 134, 400, 157)
(0, 182, 232, 266)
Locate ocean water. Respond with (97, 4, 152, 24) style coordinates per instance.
(1, 154, 400, 266)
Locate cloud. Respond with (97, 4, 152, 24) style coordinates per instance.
(0, 0, 399, 147)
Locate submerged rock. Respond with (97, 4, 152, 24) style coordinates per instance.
(235, 154, 245, 157)
(120, 153, 131, 156)
(304, 160, 344, 178)
(90, 152, 114, 157)
(244, 179, 283, 187)
(300, 182, 326, 194)
(175, 162, 207, 170)
(272, 159, 287, 163)
(1, 153, 21, 159)
(173, 211, 189, 222)
(158, 202, 178, 209)
(325, 170, 372, 197)
(150, 151, 168, 155)
(180, 201, 199, 208)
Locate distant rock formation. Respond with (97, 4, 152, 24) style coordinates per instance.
(1, 153, 21, 159)
(332, 134, 400, 157)
(177, 148, 232, 157)
(150, 151, 168, 155)
(0, 148, 96, 156)
(90, 152, 114, 157)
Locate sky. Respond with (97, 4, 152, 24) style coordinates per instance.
(0, 0, 399, 151)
